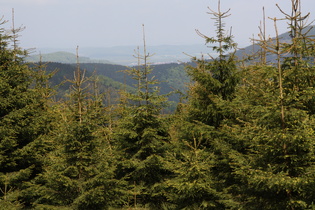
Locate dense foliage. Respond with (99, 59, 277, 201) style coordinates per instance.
(1, 0, 315, 209)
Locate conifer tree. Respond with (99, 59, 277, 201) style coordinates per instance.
(33, 47, 124, 209)
(186, 0, 239, 127)
(231, 0, 315, 208)
(0, 16, 54, 208)
(164, 1, 240, 209)
(114, 25, 172, 209)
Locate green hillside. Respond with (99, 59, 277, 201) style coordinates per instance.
(77, 62, 189, 100)
(26, 51, 113, 64)
(235, 25, 315, 61)
(32, 61, 189, 110)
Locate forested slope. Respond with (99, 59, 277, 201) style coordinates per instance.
(31, 62, 189, 109)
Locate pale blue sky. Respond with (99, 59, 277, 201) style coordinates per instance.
(1, 0, 315, 49)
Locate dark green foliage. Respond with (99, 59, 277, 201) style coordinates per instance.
(0, 17, 54, 208)
(34, 121, 124, 209)
(165, 2, 241, 209)
(229, 1, 315, 209)
(230, 87, 315, 208)
(114, 34, 173, 208)
(165, 119, 239, 209)
(31, 54, 126, 209)
(232, 118, 315, 209)
(115, 101, 172, 208)
(3, 1, 315, 209)
(186, 5, 239, 127)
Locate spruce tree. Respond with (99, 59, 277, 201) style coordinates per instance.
(114, 25, 172, 209)
(0, 16, 54, 208)
(165, 1, 240, 209)
(232, 1, 315, 209)
(33, 48, 124, 209)
(186, 0, 238, 128)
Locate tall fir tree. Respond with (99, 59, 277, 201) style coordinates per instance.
(186, 0, 238, 127)
(0, 16, 54, 208)
(114, 25, 172, 209)
(165, 1, 241, 209)
(231, 0, 315, 209)
(32, 47, 125, 209)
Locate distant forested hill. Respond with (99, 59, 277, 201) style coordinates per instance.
(31, 62, 190, 108)
(31, 26, 315, 106)
(28, 44, 211, 65)
(77, 63, 190, 100)
(235, 25, 315, 62)
(26, 51, 113, 64)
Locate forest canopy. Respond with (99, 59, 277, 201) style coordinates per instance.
(1, 0, 315, 209)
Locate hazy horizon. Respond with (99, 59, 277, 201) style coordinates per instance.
(2, 0, 315, 50)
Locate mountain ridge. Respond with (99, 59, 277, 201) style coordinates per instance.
(26, 44, 213, 65)
(26, 51, 113, 64)
(26, 26, 315, 66)
(235, 25, 315, 61)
